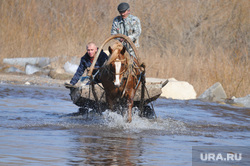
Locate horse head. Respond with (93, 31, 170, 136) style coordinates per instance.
(107, 42, 129, 87)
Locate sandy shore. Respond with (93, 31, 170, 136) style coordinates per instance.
(0, 72, 68, 88)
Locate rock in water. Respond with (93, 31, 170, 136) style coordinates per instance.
(3, 57, 50, 67)
(233, 95, 250, 108)
(25, 64, 42, 75)
(198, 82, 227, 102)
(64, 61, 78, 74)
(161, 78, 197, 100)
(5, 67, 24, 73)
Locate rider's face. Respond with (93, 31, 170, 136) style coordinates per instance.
(120, 9, 130, 19)
(87, 44, 97, 58)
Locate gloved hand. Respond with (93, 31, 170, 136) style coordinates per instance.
(64, 82, 75, 89)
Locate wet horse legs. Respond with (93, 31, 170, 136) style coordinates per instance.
(126, 89, 136, 123)
(127, 98, 133, 123)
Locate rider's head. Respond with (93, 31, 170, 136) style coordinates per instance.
(117, 2, 130, 19)
(86, 42, 98, 58)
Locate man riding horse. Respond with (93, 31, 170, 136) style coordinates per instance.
(111, 2, 141, 58)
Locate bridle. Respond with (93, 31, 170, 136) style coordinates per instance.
(88, 34, 139, 78)
(109, 58, 128, 76)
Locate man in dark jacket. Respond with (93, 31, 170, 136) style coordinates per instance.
(70, 42, 108, 85)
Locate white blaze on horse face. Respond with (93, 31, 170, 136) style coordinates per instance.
(114, 59, 121, 86)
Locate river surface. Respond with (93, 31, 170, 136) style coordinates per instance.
(0, 84, 249, 166)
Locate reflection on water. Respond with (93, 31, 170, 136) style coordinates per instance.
(0, 84, 249, 165)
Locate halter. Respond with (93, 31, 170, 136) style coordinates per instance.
(109, 58, 128, 76)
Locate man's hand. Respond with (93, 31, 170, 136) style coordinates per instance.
(119, 38, 124, 42)
(64, 82, 76, 89)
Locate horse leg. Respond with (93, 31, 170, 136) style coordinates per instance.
(106, 95, 115, 111)
(127, 98, 133, 123)
(126, 88, 136, 123)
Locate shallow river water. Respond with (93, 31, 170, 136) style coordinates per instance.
(0, 84, 249, 166)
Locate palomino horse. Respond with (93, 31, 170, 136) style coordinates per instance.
(88, 35, 145, 122)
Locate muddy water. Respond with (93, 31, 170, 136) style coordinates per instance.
(0, 84, 249, 165)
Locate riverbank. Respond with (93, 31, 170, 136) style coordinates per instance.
(1, 72, 249, 108)
(0, 73, 66, 88)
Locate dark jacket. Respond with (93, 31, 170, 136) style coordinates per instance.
(70, 50, 108, 85)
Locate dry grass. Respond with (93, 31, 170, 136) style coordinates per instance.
(0, 0, 249, 97)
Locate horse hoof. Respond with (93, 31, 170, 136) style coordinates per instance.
(127, 117, 132, 123)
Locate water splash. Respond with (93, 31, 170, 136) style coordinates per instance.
(102, 109, 187, 134)
(5, 106, 187, 135)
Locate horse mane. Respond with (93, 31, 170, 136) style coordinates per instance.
(111, 41, 123, 50)
(112, 42, 142, 67)
(106, 42, 131, 65)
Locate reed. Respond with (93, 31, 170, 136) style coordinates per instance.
(0, 0, 249, 97)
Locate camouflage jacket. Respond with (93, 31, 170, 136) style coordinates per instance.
(111, 14, 141, 47)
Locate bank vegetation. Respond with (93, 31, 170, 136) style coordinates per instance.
(0, 0, 249, 97)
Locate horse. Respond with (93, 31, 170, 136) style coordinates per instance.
(100, 42, 144, 122)
(87, 34, 145, 122)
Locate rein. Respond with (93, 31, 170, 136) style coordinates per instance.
(88, 34, 139, 77)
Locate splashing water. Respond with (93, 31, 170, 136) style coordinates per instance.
(102, 109, 187, 134)
(1, 84, 249, 166)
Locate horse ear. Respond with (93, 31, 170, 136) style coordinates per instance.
(121, 46, 126, 55)
(108, 46, 113, 54)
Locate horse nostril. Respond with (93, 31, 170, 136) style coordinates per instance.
(114, 80, 120, 87)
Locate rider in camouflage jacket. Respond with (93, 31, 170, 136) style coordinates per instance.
(111, 2, 141, 54)
(111, 14, 141, 48)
